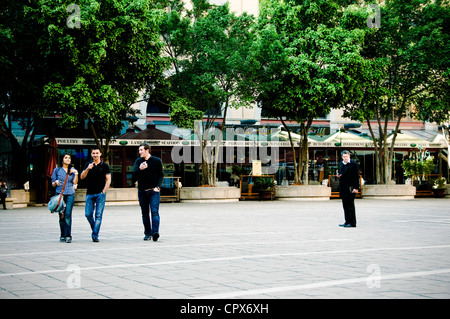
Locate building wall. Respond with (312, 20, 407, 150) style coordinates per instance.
(226, 0, 259, 16)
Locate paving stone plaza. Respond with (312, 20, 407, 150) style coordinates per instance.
(0, 198, 449, 301)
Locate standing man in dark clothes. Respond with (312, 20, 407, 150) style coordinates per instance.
(132, 143, 164, 241)
(337, 150, 360, 228)
(80, 147, 111, 242)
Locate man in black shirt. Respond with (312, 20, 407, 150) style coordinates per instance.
(132, 143, 164, 241)
(80, 147, 111, 242)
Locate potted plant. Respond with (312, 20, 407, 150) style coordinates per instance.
(401, 159, 418, 181)
(254, 176, 275, 200)
(432, 177, 447, 198)
(254, 177, 275, 190)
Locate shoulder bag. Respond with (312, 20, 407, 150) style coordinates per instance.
(48, 169, 69, 213)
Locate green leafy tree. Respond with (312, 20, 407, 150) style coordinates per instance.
(342, 0, 450, 184)
(414, 1, 450, 155)
(33, 0, 167, 161)
(160, 1, 256, 185)
(402, 156, 435, 179)
(1, 0, 55, 184)
(252, 0, 365, 184)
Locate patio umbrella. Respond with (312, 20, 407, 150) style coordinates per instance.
(46, 137, 58, 178)
(323, 131, 372, 144)
(385, 132, 433, 150)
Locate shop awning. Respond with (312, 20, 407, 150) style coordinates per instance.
(307, 131, 373, 148)
(386, 131, 447, 149)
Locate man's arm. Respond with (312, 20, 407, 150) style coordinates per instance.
(80, 162, 93, 180)
(131, 158, 141, 185)
(337, 162, 343, 178)
(157, 158, 164, 188)
(103, 174, 111, 194)
(352, 163, 360, 192)
(80, 169, 88, 180)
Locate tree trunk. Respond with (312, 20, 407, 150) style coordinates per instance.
(2, 114, 33, 186)
(88, 120, 111, 164)
(210, 101, 228, 185)
(299, 120, 312, 184)
(197, 111, 225, 186)
(281, 119, 312, 185)
(368, 104, 404, 184)
(387, 115, 403, 183)
(280, 118, 299, 184)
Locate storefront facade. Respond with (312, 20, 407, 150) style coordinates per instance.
(46, 126, 448, 192)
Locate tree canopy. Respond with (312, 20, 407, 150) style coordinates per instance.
(341, 0, 450, 183)
(2, 0, 449, 187)
(251, 0, 366, 183)
(1, 0, 167, 172)
(158, 1, 256, 185)
(39, 0, 167, 156)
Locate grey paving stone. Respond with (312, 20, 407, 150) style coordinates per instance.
(0, 198, 449, 300)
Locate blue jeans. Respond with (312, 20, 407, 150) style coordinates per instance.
(138, 189, 160, 236)
(85, 193, 106, 240)
(59, 194, 74, 238)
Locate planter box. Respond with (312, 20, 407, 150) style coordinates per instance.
(5, 198, 15, 209)
(74, 188, 139, 206)
(275, 185, 331, 201)
(10, 190, 36, 208)
(361, 185, 416, 200)
(180, 187, 241, 203)
(431, 188, 446, 198)
(445, 185, 450, 198)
